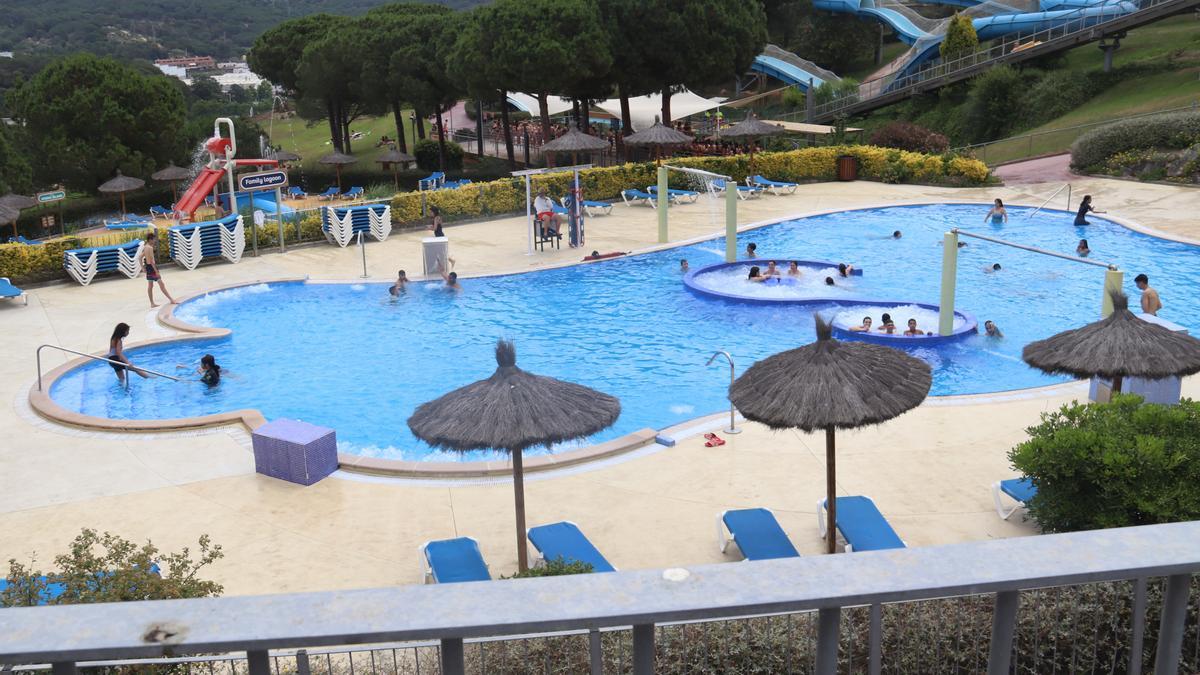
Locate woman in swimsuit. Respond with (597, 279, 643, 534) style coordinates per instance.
(837, 263, 854, 277)
(1074, 195, 1104, 226)
(984, 199, 1007, 225)
(747, 266, 767, 283)
(787, 261, 802, 277)
(108, 323, 148, 385)
(429, 206, 445, 238)
(140, 231, 176, 308)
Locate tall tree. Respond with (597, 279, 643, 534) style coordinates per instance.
(296, 29, 381, 154)
(0, 126, 33, 195)
(7, 53, 187, 192)
(596, 0, 660, 143)
(386, 7, 463, 171)
(449, 8, 517, 169)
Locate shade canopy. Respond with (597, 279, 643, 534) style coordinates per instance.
(540, 128, 610, 153)
(318, 152, 358, 166)
(265, 150, 302, 162)
(717, 115, 786, 139)
(375, 149, 416, 164)
(730, 318, 932, 432)
(594, 88, 724, 132)
(98, 171, 145, 194)
(507, 93, 574, 117)
(0, 204, 18, 224)
(623, 120, 693, 147)
(151, 164, 192, 181)
(0, 194, 37, 210)
(1022, 291, 1200, 381)
(409, 340, 620, 453)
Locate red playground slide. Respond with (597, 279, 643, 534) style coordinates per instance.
(174, 168, 226, 219)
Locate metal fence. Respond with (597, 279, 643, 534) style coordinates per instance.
(2, 522, 1198, 675)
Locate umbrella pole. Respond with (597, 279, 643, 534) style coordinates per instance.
(826, 427, 837, 555)
(513, 449, 529, 573)
(120, 193, 127, 220)
(1111, 375, 1123, 396)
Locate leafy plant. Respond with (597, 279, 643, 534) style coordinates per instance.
(414, 139, 464, 172)
(813, 78, 861, 106)
(1071, 110, 1200, 170)
(1009, 395, 1200, 533)
(965, 65, 1024, 142)
(502, 557, 595, 579)
(781, 85, 806, 111)
(941, 13, 979, 62)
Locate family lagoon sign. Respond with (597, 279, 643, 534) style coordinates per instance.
(237, 170, 289, 191)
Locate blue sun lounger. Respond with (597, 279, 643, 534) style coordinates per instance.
(1, 277, 27, 305)
(993, 477, 1037, 520)
(647, 185, 700, 204)
(315, 187, 340, 201)
(288, 186, 307, 199)
(16, 236, 42, 246)
(421, 536, 491, 584)
(817, 496, 906, 552)
(620, 189, 656, 208)
(712, 178, 764, 200)
(582, 200, 612, 216)
(528, 521, 616, 572)
(750, 175, 798, 195)
(149, 205, 173, 217)
(343, 186, 365, 199)
(418, 172, 446, 191)
(718, 508, 801, 561)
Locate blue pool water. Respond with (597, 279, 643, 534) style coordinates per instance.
(51, 204, 1200, 461)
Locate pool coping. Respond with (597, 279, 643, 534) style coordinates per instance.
(26, 199, 1183, 478)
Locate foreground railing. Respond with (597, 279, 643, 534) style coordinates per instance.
(1, 522, 1197, 674)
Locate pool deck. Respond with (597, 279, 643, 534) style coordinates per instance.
(1, 170, 1198, 595)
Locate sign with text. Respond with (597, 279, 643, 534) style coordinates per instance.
(237, 170, 288, 192)
(36, 190, 66, 203)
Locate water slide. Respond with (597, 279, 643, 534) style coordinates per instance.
(219, 190, 298, 221)
(751, 45, 842, 91)
(173, 167, 225, 219)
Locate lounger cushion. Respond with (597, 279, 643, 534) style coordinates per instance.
(528, 522, 615, 572)
(1000, 477, 1037, 504)
(723, 508, 800, 560)
(0, 278, 23, 298)
(834, 496, 905, 552)
(425, 537, 490, 583)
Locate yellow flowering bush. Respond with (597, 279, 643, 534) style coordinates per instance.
(946, 156, 990, 183)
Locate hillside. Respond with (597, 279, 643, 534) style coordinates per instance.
(0, 0, 487, 60)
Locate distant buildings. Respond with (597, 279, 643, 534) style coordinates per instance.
(153, 55, 264, 91)
(154, 55, 216, 70)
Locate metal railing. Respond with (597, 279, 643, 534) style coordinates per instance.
(810, 0, 1197, 120)
(1, 522, 1198, 674)
(1028, 183, 1072, 218)
(35, 344, 183, 391)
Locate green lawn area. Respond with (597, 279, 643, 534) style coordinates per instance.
(842, 41, 910, 81)
(266, 111, 416, 174)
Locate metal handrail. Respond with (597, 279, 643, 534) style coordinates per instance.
(705, 351, 741, 435)
(1027, 183, 1072, 219)
(36, 344, 184, 391)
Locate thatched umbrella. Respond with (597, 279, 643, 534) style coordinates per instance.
(0, 204, 18, 239)
(716, 115, 784, 170)
(0, 195, 36, 239)
(375, 149, 416, 190)
(98, 171, 145, 220)
(1023, 291, 1200, 395)
(624, 118, 693, 163)
(408, 340, 620, 572)
(151, 164, 192, 205)
(730, 317, 931, 554)
(318, 152, 358, 192)
(540, 128, 610, 167)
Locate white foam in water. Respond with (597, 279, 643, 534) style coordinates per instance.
(831, 304, 964, 332)
(693, 265, 855, 299)
(176, 283, 274, 327)
(350, 284, 366, 291)
(338, 438, 577, 463)
(670, 404, 695, 415)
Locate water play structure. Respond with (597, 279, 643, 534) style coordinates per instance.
(172, 118, 292, 223)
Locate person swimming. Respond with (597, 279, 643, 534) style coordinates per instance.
(745, 243, 758, 259)
(985, 263, 1002, 273)
(389, 270, 408, 296)
(892, 230, 902, 239)
(764, 261, 780, 277)
(880, 312, 892, 327)
(904, 318, 932, 336)
(1076, 239, 1090, 257)
(199, 354, 221, 386)
(747, 265, 767, 282)
(837, 263, 854, 277)
(849, 316, 873, 332)
(879, 320, 896, 334)
(824, 276, 835, 286)
(985, 199, 1007, 225)
(680, 259, 689, 272)
(787, 261, 801, 277)
(984, 320, 1003, 338)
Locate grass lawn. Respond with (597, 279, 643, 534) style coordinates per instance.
(843, 41, 910, 81)
(265, 111, 416, 174)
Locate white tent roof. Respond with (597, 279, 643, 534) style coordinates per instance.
(594, 88, 725, 131)
(507, 93, 574, 116)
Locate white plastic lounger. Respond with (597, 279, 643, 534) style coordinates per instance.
(0, 277, 27, 305)
(582, 200, 612, 217)
(993, 477, 1037, 520)
(718, 508, 801, 561)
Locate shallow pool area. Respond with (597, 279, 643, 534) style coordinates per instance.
(47, 203, 1200, 462)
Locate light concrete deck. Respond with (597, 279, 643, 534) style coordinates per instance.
(1, 170, 1197, 595)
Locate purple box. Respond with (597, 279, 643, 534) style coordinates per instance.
(251, 419, 339, 486)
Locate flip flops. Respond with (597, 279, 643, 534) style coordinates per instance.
(704, 432, 726, 447)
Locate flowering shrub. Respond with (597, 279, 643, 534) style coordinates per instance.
(1071, 110, 1200, 171)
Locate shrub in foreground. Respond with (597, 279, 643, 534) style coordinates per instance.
(1071, 110, 1200, 171)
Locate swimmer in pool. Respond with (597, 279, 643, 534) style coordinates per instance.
(905, 318, 932, 336)
(680, 259, 689, 273)
(824, 276, 835, 286)
(985, 263, 1002, 273)
(984, 199, 1008, 225)
(389, 270, 408, 296)
(764, 261, 780, 277)
(437, 259, 461, 292)
(787, 261, 801, 277)
(879, 320, 897, 334)
(747, 265, 768, 283)
(984, 320, 1004, 338)
(849, 317, 873, 332)
(837, 263, 854, 277)
(892, 230, 902, 239)
(1076, 239, 1090, 257)
(177, 353, 224, 386)
(745, 243, 758, 259)
(1075, 195, 1104, 226)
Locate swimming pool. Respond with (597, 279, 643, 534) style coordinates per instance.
(47, 203, 1200, 462)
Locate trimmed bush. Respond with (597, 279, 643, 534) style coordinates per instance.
(965, 65, 1024, 142)
(1071, 110, 1200, 171)
(869, 121, 949, 154)
(1010, 395, 1200, 533)
(941, 13, 979, 62)
(413, 138, 465, 172)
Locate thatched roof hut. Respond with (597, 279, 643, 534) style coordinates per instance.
(318, 152, 358, 192)
(265, 150, 302, 162)
(717, 116, 785, 140)
(540, 128, 610, 153)
(151, 164, 191, 182)
(623, 120, 693, 147)
(0, 194, 37, 210)
(98, 171, 145, 218)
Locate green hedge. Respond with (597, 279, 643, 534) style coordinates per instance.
(1071, 110, 1200, 171)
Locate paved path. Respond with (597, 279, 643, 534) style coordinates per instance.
(993, 154, 1076, 185)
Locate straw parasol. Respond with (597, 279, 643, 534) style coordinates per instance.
(408, 340, 621, 571)
(624, 118, 693, 163)
(98, 171, 146, 220)
(729, 316, 931, 554)
(1023, 291, 1200, 395)
(541, 128, 610, 166)
(265, 150, 302, 162)
(716, 115, 784, 170)
(151, 164, 192, 205)
(318, 152, 358, 192)
(375, 148, 416, 190)
(0, 204, 18, 239)
(0, 195, 36, 239)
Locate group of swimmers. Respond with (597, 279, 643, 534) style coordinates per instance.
(847, 314, 1004, 338)
(745, 260, 853, 287)
(107, 322, 220, 386)
(388, 259, 462, 296)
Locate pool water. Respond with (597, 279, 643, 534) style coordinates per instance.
(50, 204, 1199, 461)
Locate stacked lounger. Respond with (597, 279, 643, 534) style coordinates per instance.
(168, 214, 245, 270)
(63, 240, 144, 286)
(322, 203, 392, 248)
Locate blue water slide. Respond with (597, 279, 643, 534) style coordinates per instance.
(219, 190, 299, 221)
(812, 0, 933, 43)
(751, 55, 832, 90)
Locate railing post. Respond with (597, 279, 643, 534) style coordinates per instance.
(1102, 269, 1124, 317)
(987, 591, 1020, 675)
(1153, 574, 1192, 675)
(440, 637, 465, 675)
(295, 649, 312, 675)
(632, 623, 655, 674)
(1130, 577, 1148, 675)
(869, 603, 883, 675)
(589, 628, 603, 675)
(817, 607, 841, 675)
(657, 165, 669, 244)
(50, 663, 77, 675)
(247, 650, 270, 675)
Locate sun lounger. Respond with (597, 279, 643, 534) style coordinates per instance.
(149, 205, 172, 217)
(104, 221, 151, 231)
(16, 236, 42, 246)
(817, 496, 906, 552)
(315, 187, 340, 201)
(993, 477, 1037, 520)
(288, 187, 307, 200)
(620, 189, 656, 208)
(718, 508, 801, 561)
(419, 172, 446, 191)
(442, 179, 472, 189)
(582, 200, 612, 217)
(0, 277, 27, 305)
(647, 185, 700, 204)
(343, 186, 365, 199)
(422, 537, 490, 583)
(750, 175, 798, 195)
(527, 521, 616, 572)
(712, 178, 764, 200)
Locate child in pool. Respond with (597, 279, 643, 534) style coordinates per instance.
(849, 317, 873, 332)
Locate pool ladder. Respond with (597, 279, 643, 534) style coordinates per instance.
(706, 350, 742, 435)
(36, 344, 183, 391)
